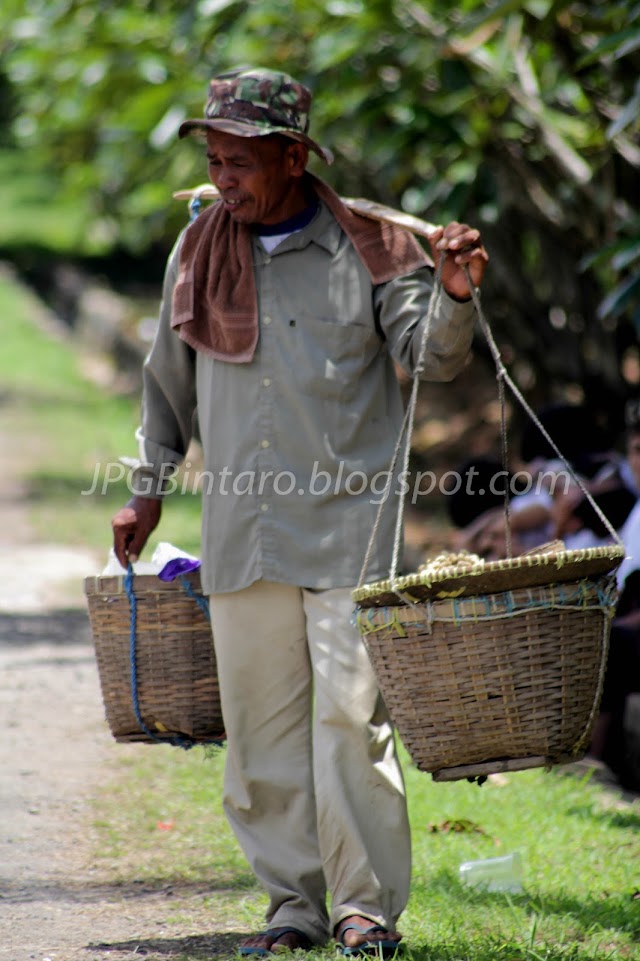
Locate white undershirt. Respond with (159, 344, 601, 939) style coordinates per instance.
(259, 231, 296, 253)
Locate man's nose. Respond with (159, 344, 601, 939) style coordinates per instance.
(216, 166, 237, 189)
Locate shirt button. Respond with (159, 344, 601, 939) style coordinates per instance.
(263, 316, 272, 326)
(260, 503, 269, 512)
(261, 439, 270, 449)
(262, 377, 271, 387)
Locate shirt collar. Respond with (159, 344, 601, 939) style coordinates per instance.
(254, 199, 319, 237)
(252, 200, 342, 257)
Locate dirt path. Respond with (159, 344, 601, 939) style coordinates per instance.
(0, 425, 234, 960)
(0, 440, 153, 960)
(0, 595, 237, 961)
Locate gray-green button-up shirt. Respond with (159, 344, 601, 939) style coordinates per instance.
(133, 201, 476, 594)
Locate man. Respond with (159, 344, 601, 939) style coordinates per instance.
(112, 67, 488, 956)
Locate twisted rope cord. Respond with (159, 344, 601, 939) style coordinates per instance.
(497, 371, 513, 557)
(178, 573, 211, 619)
(570, 611, 613, 758)
(461, 265, 623, 547)
(358, 258, 445, 589)
(356, 398, 413, 589)
(124, 565, 224, 750)
(456, 282, 621, 766)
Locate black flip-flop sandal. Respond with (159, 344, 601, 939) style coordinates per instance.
(336, 923, 403, 958)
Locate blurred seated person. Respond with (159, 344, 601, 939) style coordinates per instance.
(589, 400, 640, 789)
(548, 398, 638, 547)
(520, 398, 621, 482)
(448, 456, 555, 560)
(553, 484, 636, 549)
(591, 573, 640, 790)
(449, 396, 637, 560)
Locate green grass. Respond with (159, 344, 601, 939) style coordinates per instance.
(0, 267, 202, 557)
(92, 743, 639, 960)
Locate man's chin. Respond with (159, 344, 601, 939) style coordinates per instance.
(224, 201, 252, 223)
(229, 212, 256, 226)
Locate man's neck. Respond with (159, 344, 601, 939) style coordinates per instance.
(254, 198, 319, 236)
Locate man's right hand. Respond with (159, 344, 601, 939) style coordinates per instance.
(111, 495, 162, 569)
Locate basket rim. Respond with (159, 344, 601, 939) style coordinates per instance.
(84, 569, 202, 596)
(353, 543, 625, 606)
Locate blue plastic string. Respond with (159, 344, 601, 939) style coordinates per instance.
(179, 573, 211, 620)
(189, 196, 202, 221)
(124, 564, 223, 749)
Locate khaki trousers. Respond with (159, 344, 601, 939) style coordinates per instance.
(208, 580, 411, 945)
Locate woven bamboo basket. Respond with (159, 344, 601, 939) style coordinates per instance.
(84, 570, 224, 746)
(353, 545, 624, 782)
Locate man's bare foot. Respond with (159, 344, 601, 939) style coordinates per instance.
(239, 927, 313, 955)
(334, 916, 402, 956)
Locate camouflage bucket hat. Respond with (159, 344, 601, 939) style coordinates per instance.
(178, 67, 333, 164)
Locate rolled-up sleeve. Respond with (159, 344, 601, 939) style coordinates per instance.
(374, 266, 476, 381)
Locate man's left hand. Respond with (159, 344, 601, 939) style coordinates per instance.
(428, 222, 489, 301)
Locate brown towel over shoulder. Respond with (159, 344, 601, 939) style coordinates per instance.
(171, 174, 431, 363)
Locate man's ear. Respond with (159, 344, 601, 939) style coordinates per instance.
(287, 141, 309, 177)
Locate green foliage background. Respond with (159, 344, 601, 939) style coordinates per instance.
(1, 0, 639, 407)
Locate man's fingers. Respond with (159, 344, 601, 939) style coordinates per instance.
(112, 506, 137, 530)
(126, 527, 150, 561)
(112, 526, 134, 568)
(111, 505, 142, 567)
(435, 223, 480, 250)
(454, 244, 489, 266)
(429, 223, 488, 286)
(111, 496, 162, 569)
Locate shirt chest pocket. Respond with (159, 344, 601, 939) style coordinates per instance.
(289, 315, 381, 399)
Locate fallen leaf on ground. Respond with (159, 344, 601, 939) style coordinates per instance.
(427, 818, 487, 834)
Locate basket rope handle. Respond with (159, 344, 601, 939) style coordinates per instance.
(358, 258, 445, 588)
(124, 564, 170, 745)
(123, 564, 223, 750)
(178, 572, 212, 619)
(462, 265, 623, 550)
(358, 261, 623, 589)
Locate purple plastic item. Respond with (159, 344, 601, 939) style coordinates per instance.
(157, 557, 201, 582)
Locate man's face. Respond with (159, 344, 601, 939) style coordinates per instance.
(205, 130, 307, 225)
